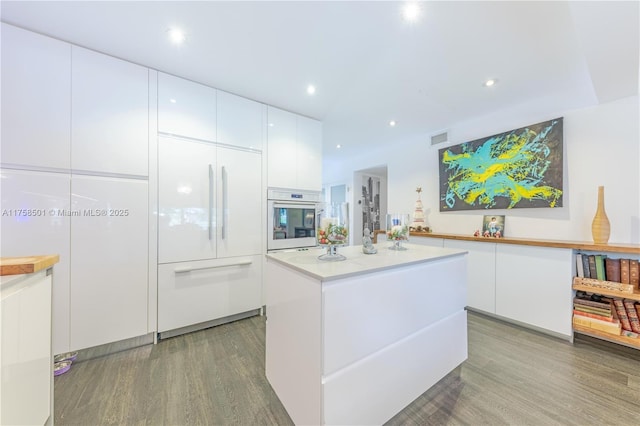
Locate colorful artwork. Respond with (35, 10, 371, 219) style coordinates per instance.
(439, 118, 563, 211)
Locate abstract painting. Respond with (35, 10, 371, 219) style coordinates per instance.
(439, 118, 563, 211)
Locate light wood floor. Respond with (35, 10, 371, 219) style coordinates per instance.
(54, 311, 640, 425)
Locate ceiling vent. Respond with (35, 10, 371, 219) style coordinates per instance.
(430, 131, 449, 146)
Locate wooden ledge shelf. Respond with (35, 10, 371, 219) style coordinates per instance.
(572, 283, 640, 302)
(573, 324, 640, 349)
(373, 230, 640, 254)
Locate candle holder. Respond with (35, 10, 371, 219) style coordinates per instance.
(317, 202, 349, 261)
(386, 213, 410, 250)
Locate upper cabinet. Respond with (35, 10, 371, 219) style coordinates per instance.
(158, 73, 216, 142)
(72, 47, 149, 176)
(296, 115, 323, 191)
(1, 23, 71, 170)
(267, 106, 322, 191)
(217, 91, 265, 151)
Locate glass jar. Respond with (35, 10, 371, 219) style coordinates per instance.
(317, 202, 349, 261)
(386, 213, 410, 250)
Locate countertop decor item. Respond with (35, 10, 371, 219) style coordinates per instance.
(591, 186, 610, 244)
(362, 228, 377, 254)
(317, 202, 349, 261)
(410, 187, 429, 232)
(386, 213, 410, 250)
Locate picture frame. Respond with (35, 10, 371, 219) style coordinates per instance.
(482, 215, 505, 238)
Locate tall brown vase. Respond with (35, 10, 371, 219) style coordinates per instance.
(591, 186, 610, 244)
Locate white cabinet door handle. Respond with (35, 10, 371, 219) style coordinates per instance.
(174, 260, 252, 273)
(208, 164, 214, 240)
(221, 165, 228, 240)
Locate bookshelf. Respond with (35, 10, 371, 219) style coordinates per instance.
(573, 250, 640, 350)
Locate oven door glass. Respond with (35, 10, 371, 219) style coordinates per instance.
(268, 203, 317, 250)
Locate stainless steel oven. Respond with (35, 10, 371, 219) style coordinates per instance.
(267, 188, 322, 251)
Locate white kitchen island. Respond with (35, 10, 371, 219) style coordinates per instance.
(265, 243, 468, 425)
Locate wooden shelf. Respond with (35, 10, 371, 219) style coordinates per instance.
(373, 229, 640, 254)
(573, 324, 640, 349)
(572, 283, 640, 302)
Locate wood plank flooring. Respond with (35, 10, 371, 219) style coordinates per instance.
(54, 312, 640, 425)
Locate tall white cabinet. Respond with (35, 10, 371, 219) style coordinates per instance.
(1, 23, 150, 353)
(267, 106, 322, 191)
(157, 74, 264, 337)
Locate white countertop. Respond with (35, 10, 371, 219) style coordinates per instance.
(265, 243, 466, 281)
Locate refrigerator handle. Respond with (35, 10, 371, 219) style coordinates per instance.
(208, 164, 214, 240)
(222, 166, 227, 240)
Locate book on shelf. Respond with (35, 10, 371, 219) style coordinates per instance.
(604, 258, 621, 283)
(595, 255, 607, 281)
(612, 299, 633, 331)
(582, 254, 591, 279)
(573, 305, 612, 317)
(573, 309, 614, 322)
(630, 259, 639, 288)
(576, 254, 585, 278)
(588, 255, 597, 280)
(620, 258, 630, 284)
(573, 294, 612, 310)
(623, 299, 640, 333)
(573, 312, 621, 335)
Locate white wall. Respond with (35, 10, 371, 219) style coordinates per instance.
(324, 95, 639, 244)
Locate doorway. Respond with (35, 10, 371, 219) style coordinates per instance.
(353, 166, 387, 245)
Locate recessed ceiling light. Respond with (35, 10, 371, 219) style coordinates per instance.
(268, 123, 274, 127)
(336, 144, 341, 149)
(167, 28, 186, 45)
(484, 79, 497, 87)
(169, 98, 177, 104)
(307, 85, 316, 95)
(402, 3, 421, 22)
(389, 120, 397, 127)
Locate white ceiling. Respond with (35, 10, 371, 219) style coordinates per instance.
(2, 1, 638, 162)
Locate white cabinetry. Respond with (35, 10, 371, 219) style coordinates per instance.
(295, 116, 323, 191)
(158, 136, 263, 334)
(267, 106, 322, 191)
(158, 256, 262, 333)
(158, 136, 217, 263)
(1, 269, 53, 426)
(217, 146, 262, 257)
(158, 72, 216, 142)
(70, 176, 148, 350)
(217, 90, 265, 150)
(444, 239, 496, 314)
(0, 169, 71, 355)
(1, 23, 71, 170)
(72, 47, 149, 176)
(495, 245, 573, 337)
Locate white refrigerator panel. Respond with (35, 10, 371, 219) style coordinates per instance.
(158, 136, 217, 263)
(1, 23, 71, 170)
(70, 176, 148, 350)
(158, 256, 262, 333)
(217, 147, 262, 258)
(71, 46, 149, 176)
(0, 169, 71, 354)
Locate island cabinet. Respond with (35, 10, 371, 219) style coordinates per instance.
(265, 244, 468, 425)
(1, 255, 59, 426)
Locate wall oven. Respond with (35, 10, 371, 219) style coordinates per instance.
(267, 188, 322, 251)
